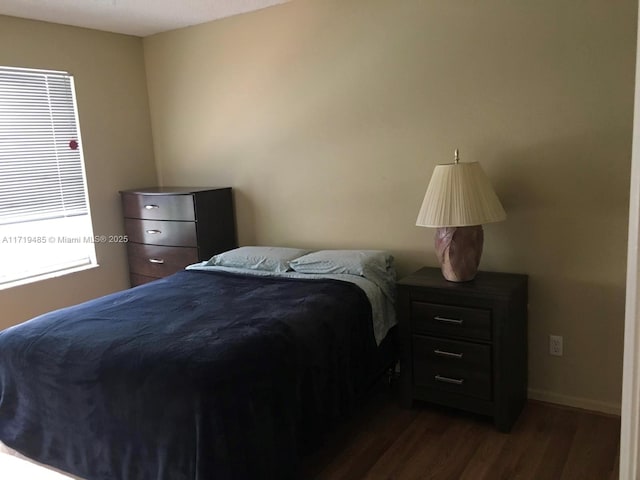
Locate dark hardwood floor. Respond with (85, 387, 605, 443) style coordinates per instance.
(301, 382, 620, 480)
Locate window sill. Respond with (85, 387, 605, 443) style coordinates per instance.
(0, 263, 100, 291)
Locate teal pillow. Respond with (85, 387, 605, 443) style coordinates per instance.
(289, 249, 395, 299)
(207, 246, 309, 273)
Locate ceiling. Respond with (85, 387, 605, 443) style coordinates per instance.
(0, 0, 289, 37)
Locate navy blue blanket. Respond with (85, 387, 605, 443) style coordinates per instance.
(0, 270, 379, 479)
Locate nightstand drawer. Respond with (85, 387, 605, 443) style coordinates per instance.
(125, 219, 197, 247)
(121, 193, 195, 221)
(413, 335, 491, 370)
(412, 301, 491, 341)
(413, 335, 492, 400)
(127, 243, 199, 277)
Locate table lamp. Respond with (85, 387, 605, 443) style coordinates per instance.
(416, 149, 506, 282)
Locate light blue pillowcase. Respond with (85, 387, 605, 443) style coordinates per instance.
(206, 246, 309, 273)
(289, 249, 396, 301)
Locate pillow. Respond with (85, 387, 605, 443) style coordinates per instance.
(288, 249, 390, 275)
(289, 249, 395, 300)
(206, 246, 309, 273)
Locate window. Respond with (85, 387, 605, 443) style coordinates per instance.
(0, 66, 96, 287)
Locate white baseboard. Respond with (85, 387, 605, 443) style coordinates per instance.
(528, 388, 621, 416)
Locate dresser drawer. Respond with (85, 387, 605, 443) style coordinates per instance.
(130, 273, 158, 287)
(127, 243, 199, 277)
(125, 219, 197, 247)
(121, 193, 196, 221)
(411, 301, 491, 341)
(413, 335, 492, 400)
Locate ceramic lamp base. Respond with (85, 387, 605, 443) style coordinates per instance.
(435, 225, 484, 282)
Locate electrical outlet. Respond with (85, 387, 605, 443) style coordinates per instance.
(549, 335, 563, 356)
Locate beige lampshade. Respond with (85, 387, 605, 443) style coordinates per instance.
(416, 161, 506, 227)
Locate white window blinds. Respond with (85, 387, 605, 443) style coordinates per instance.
(0, 67, 89, 225)
(0, 66, 96, 288)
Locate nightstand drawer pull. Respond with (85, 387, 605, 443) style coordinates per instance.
(148, 258, 165, 264)
(434, 349, 464, 359)
(145, 229, 162, 234)
(434, 315, 464, 325)
(144, 204, 160, 210)
(435, 374, 465, 385)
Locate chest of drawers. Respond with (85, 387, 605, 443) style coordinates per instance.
(397, 267, 528, 432)
(120, 187, 237, 287)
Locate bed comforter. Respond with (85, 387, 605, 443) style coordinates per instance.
(0, 269, 380, 479)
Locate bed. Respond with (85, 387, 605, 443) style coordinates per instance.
(0, 247, 397, 479)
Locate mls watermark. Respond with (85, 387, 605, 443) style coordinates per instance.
(1, 235, 129, 244)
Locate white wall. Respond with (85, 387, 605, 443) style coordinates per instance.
(144, 0, 637, 411)
(0, 15, 157, 329)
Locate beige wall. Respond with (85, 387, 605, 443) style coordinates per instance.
(144, 0, 637, 411)
(0, 16, 157, 330)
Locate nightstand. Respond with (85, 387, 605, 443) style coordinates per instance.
(397, 267, 528, 432)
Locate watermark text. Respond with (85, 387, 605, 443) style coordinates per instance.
(1, 235, 129, 244)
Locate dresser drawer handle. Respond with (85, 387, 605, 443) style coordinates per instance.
(145, 229, 161, 234)
(148, 258, 165, 264)
(434, 349, 464, 359)
(434, 315, 464, 325)
(144, 204, 160, 210)
(435, 374, 465, 385)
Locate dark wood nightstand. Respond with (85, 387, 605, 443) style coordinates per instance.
(397, 267, 528, 432)
(120, 187, 237, 287)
